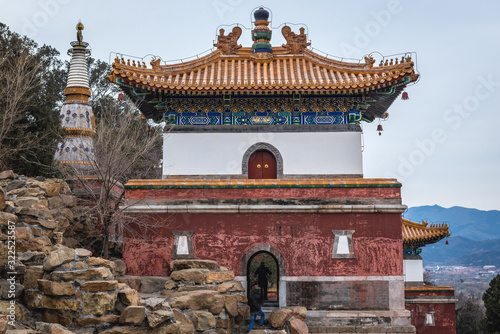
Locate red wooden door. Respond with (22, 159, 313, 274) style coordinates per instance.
(248, 150, 277, 179)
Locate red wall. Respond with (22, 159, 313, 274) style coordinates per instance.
(123, 212, 403, 277)
(125, 186, 401, 201)
(406, 290, 456, 334)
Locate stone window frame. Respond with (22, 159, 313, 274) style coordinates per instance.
(331, 230, 355, 259)
(424, 311, 435, 326)
(242, 142, 284, 178)
(171, 231, 194, 259)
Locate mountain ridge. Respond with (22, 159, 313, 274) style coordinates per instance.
(405, 205, 500, 266)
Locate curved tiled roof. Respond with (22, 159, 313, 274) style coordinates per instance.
(107, 22, 418, 122)
(109, 48, 418, 93)
(402, 219, 450, 249)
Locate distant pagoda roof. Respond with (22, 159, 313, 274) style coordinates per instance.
(107, 7, 419, 122)
(402, 219, 450, 249)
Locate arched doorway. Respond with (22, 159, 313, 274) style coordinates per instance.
(247, 251, 279, 307)
(248, 149, 277, 179)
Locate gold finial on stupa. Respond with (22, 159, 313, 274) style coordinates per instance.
(76, 21, 84, 42)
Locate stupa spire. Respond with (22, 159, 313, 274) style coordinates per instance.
(54, 22, 96, 170)
(251, 7, 273, 58)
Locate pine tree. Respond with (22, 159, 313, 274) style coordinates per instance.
(482, 274, 500, 334)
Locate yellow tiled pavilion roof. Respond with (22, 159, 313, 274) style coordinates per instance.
(402, 218, 450, 249)
(109, 47, 418, 93)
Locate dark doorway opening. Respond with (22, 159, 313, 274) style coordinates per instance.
(247, 251, 279, 307)
(248, 149, 277, 179)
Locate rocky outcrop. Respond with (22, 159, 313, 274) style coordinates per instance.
(266, 306, 309, 334)
(0, 171, 308, 334)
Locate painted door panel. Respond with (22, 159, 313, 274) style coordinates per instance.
(248, 150, 277, 179)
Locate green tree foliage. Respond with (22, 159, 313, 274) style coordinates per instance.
(482, 274, 500, 334)
(0, 22, 64, 176)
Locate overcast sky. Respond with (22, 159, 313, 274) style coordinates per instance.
(1, 0, 499, 211)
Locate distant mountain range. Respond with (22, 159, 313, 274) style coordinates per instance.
(404, 205, 500, 267)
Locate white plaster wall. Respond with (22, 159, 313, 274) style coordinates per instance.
(163, 131, 362, 176)
(403, 259, 424, 282)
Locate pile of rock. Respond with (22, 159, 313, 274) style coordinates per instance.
(0, 170, 97, 261)
(262, 307, 308, 334)
(106, 259, 249, 334)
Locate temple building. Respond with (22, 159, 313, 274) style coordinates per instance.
(402, 219, 456, 334)
(107, 7, 455, 334)
(54, 22, 96, 170)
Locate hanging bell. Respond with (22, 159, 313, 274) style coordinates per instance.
(118, 93, 124, 106)
(402, 91, 409, 100)
(445, 240, 449, 245)
(377, 124, 383, 136)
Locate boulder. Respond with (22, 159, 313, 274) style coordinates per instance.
(170, 259, 220, 271)
(0, 170, 15, 179)
(6, 187, 45, 198)
(50, 267, 110, 281)
(205, 271, 235, 284)
(119, 306, 146, 325)
(216, 318, 231, 329)
(268, 308, 293, 329)
(0, 301, 30, 321)
(23, 266, 44, 289)
(81, 280, 118, 292)
(118, 288, 141, 306)
(100, 324, 180, 334)
(29, 180, 61, 197)
(82, 291, 118, 316)
(216, 282, 245, 293)
(142, 298, 175, 328)
(6, 179, 26, 192)
(15, 206, 53, 219)
(234, 294, 248, 303)
(289, 306, 307, 321)
(170, 269, 207, 284)
(169, 290, 224, 315)
(0, 244, 6, 267)
(177, 285, 215, 292)
(88, 257, 117, 272)
(0, 188, 4, 210)
(236, 304, 250, 324)
(47, 197, 65, 210)
(75, 248, 92, 258)
(113, 259, 126, 275)
(74, 314, 120, 326)
(117, 277, 141, 291)
(42, 310, 73, 327)
(223, 295, 239, 317)
(0, 282, 23, 299)
(288, 318, 308, 334)
(138, 277, 171, 294)
(43, 245, 75, 271)
(35, 322, 74, 334)
(0, 212, 17, 226)
(25, 290, 81, 311)
(37, 280, 75, 296)
(27, 237, 53, 254)
(164, 280, 176, 290)
(14, 227, 31, 240)
(13, 196, 43, 208)
(59, 194, 76, 207)
(38, 219, 58, 230)
(192, 311, 216, 331)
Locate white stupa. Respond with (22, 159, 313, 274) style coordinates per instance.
(54, 22, 96, 169)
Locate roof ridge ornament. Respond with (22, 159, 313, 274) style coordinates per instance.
(214, 26, 243, 55)
(281, 26, 310, 54)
